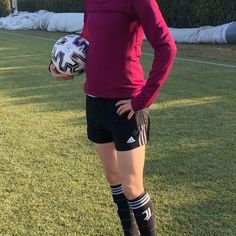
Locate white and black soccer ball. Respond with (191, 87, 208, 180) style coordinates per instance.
(51, 34, 89, 76)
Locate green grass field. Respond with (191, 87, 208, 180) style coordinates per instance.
(0, 29, 235, 236)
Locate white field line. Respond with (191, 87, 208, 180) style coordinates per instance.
(0, 30, 56, 42)
(1, 30, 236, 69)
(142, 52, 236, 69)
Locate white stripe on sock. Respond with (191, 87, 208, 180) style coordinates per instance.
(111, 186, 123, 195)
(129, 193, 151, 209)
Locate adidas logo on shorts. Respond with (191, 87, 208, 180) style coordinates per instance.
(127, 136, 136, 144)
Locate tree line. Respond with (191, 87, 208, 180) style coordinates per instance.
(0, 0, 235, 27)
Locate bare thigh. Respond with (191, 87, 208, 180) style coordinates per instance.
(94, 142, 120, 186)
(94, 142, 146, 199)
(117, 145, 145, 200)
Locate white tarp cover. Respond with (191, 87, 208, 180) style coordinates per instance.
(0, 11, 235, 44)
(0, 11, 48, 30)
(225, 22, 236, 44)
(0, 11, 84, 32)
(170, 23, 230, 44)
(45, 13, 84, 32)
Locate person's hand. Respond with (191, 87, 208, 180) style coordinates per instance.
(115, 99, 135, 119)
(49, 64, 74, 80)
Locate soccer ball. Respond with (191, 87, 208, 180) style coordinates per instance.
(51, 34, 89, 76)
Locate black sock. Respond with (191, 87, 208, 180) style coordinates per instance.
(111, 185, 140, 236)
(128, 192, 156, 236)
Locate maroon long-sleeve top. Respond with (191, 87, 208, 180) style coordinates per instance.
(82, 0, 177, 111)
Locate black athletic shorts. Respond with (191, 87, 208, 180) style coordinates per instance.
(86, 95, 150, 151)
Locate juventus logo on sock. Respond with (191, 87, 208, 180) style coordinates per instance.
(128, 192, 156, 236)
(114, 203, 119, 211)
(142, 207, 152, 221)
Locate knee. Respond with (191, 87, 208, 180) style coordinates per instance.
(104, 169, 120, 185)
(122, 184, 144, 200)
